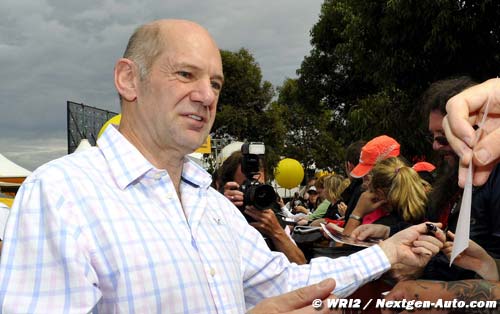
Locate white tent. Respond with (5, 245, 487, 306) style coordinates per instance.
(74, 139, 93, 153)
(0, 153, 31, 182)
(217, 141, 244, 165)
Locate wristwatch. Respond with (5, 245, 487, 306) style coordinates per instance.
(349, 213, 362, 222)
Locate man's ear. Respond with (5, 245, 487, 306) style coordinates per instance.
(114, 58, 138, 102)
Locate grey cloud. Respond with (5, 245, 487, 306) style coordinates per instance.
(1, 0, 323, 170)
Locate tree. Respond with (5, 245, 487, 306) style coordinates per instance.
(272, 78, 344, 172)
(212, 48, 286, 175)
(295, 0, 500, 161)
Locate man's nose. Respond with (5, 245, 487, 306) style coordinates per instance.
(432, 140, 441, 151)
(190, 79, 216, 106)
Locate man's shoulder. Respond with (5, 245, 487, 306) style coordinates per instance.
(27, 147, 106, 184)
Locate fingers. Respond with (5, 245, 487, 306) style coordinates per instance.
(444, 77, 500, 186)
(223, 182, 244, 206)
(280, 278, 336, 311)
(445, 78, 500, 148)
(351, 224, 389, 241)
(413, 236, 443, 255)
(410, 222, 443, 239)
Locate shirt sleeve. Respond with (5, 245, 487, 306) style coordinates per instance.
(0, 178, 101, 313)
(238, 209, 390, 308)
(307, 200, 331, 221)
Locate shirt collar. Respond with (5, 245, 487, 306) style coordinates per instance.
(97, 124, 212, 190)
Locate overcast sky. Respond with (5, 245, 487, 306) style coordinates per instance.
(0, 0, 324, 171)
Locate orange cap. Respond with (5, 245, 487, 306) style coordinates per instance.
(412, 161, 436, 173)
(350, 135, 400, 178)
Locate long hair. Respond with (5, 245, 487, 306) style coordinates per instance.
(370, 157, 429, 223)
(323, 174, 349, 203)
(215, 151, 243, 192)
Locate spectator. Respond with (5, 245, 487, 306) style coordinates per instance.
(382, 77, 500, 314)
(341, 140, 366, 221)
(422, 77, 500, 259)
(341, 135, 401, 235)
(296, 175, 332, 225)
(216, 150, 307, 264)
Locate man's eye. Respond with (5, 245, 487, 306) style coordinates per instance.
(177, 71, 192, 79)
(211, 81, 222, 90)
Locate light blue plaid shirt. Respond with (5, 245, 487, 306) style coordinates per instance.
(0, 125, 390, 313)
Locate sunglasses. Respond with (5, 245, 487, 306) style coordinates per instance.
(427, 135, 449, 146)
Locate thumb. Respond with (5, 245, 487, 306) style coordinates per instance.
(282, 279, 336, 310)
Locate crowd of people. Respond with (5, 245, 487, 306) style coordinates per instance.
(0, 18, 499, 313)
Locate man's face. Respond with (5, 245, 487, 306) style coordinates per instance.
(134, 26, 224, 156)
(234, 165, 265, 185)
(308, 191, 319, 204)
(428, 110, 456, 164)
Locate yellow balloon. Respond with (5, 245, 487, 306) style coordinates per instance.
(97, 114, 121, 139)
(274, 158, 304, 189)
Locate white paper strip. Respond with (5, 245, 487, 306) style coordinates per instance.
(449, 87, 492, 265)
(449, 162, 472, 265)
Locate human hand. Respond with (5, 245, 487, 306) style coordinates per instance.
(443, 78, 500, 187)
(245, 207, 283, 239)
(379, 222, 445, 267)
(223, 181, 244, 207)
(248, 278, 337, 314)
(296, 218, 309, 226)
(351, 191, 386, 217)
(381, 280, 452, 314)
(293, 205, 309, 215)
(443, 231, 499, 280)
(337, 202, 347, 216)
(385, 263, 424, 282)
(351, 224, 390, 241)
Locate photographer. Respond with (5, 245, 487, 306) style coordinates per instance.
(215, 148, 307, 264)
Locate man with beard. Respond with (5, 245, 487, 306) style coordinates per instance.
(423, 77, 500, 256)
(420, 77, 500, 281)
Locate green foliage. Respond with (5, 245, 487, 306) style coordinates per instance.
(212, 48, 286, 176)
(295, 0, 500, 162)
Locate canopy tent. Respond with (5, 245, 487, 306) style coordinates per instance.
(217, 141, 244, 165)
(0, 153, 31, 184)
(74, 139, 93, 153)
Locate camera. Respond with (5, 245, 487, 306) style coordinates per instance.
(239, 142, 276, 211)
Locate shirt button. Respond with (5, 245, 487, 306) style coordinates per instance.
(210, 268, 216, 277)
(166, 192, 174, 199)
(154, 173, 163, 180)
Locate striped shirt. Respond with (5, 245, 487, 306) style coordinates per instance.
(0, 125, 390, 313)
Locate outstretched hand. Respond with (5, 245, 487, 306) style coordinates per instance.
(443, 231, 499, 280)
(351, 224, 390, 241)
(248, 278, 337, 314)
(443, 77, 500, 187)
(379, 222, 445, 267)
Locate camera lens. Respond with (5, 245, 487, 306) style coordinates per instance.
(244, 183, 276, 210)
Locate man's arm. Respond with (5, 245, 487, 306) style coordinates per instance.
(0, 178, 100, 313)
(305, 199, 331, 221)
(384, 279, 500, 314)
(245, 207, 307, 264)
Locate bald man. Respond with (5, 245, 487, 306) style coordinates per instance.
(0, 20, 445, 313)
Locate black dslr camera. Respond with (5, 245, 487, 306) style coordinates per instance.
(240, 142, 276, 211)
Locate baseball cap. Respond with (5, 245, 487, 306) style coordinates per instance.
(350, 135, 400, 178)
(307, 186, 318, 193)
(412, 161, 436, 173)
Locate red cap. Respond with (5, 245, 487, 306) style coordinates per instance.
(350, 135, 400, 178)
(412, 161, 436, 173)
